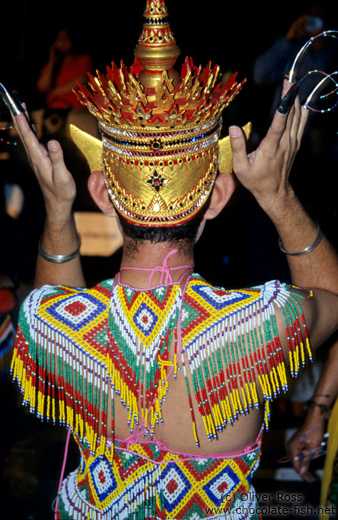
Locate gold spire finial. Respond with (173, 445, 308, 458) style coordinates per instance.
(134, 0, 181, 88)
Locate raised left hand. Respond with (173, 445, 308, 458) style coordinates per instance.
(12, 107, 76, 222)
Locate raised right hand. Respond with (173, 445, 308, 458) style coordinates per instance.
(228, 82, 308, 212)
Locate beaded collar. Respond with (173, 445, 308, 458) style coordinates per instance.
(108, 250, 192, 445)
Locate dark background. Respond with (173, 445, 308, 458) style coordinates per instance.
(1, 1, 324, 111)
(1, 0, 329, 116)
(1, 2, 338, 519)
(2, 0, 338, 287)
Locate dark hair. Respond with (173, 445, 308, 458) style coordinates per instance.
(118, 197, 211, 246)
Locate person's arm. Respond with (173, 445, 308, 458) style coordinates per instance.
(46, 55, 92, 99)
(229, 83, 338, 481)
(48, 76, 88, 98)
(253, 37, 298, 86)
(229, 82, 338, 295)
(252, 14, 317, 87)
(36, 44, 60, 95)
(12, 109, 86, 289)
(287, 334, 338, 481)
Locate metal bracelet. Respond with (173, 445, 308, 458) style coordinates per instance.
(38, 235, 81, 264)
(304, 399, 330, 417)
(278, 222, 322, 256)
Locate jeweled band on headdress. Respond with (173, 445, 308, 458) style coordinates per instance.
(72, 0, 247, 227)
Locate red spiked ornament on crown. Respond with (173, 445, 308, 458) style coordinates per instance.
(73, 0, 246, 226)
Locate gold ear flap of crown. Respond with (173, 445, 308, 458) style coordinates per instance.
(70, 124, 103, 172)
(218, 122, 252, 174)
(70, 121, 252, 176)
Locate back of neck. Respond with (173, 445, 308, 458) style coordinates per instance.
(119, 244, 195, 289)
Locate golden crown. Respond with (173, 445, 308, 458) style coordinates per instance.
(71, 0, 249, 226)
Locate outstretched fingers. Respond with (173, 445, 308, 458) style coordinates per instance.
(47, 140, 66, 182)
(12, 109, 76, 208)
(13, 112, 50, 174)
(296, 105, 309, 149)
(228, 126, 250, 173)
(47, 140, 76, 200)
(260, 110, 289, 157)
(278, 78, 309, 151)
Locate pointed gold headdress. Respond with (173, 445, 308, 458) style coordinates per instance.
(72, 0, 249, 227)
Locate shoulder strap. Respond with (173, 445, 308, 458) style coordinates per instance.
(54, 427, 71, 519)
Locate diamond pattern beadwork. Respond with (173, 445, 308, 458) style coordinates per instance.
(13, 275, 312, 458)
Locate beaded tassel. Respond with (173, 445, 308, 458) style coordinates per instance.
(11, 277, 313, 460)
(180, 278, 313, 439)
(107, 283, 181, 447)
(11, 285, 112, 459)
